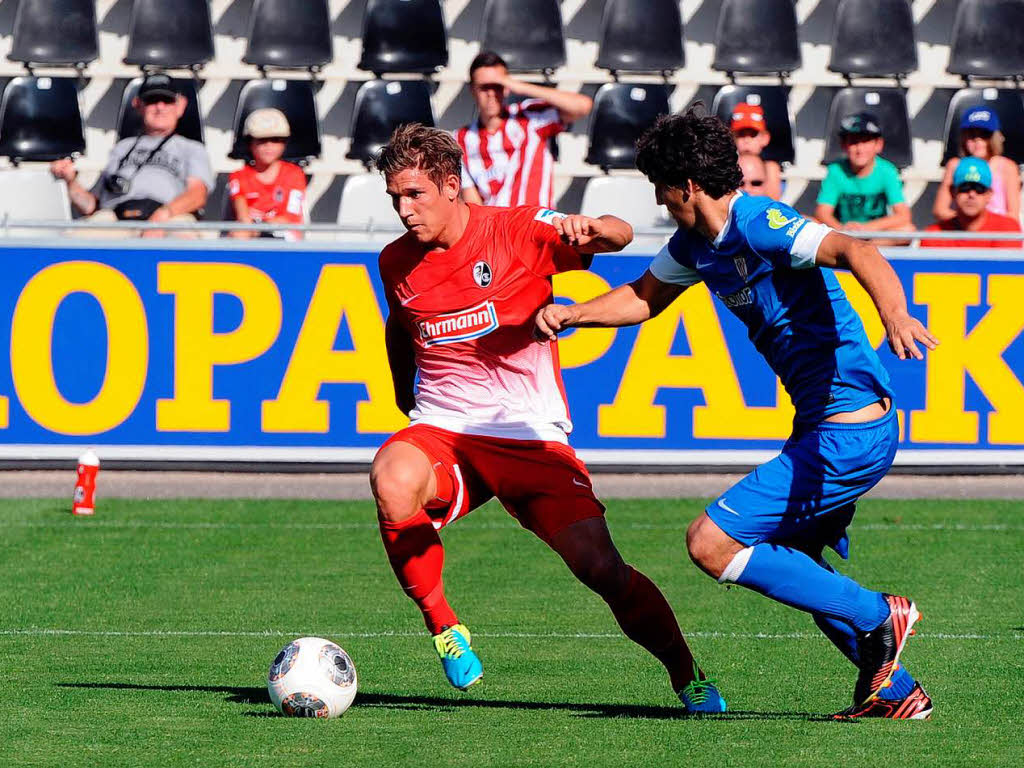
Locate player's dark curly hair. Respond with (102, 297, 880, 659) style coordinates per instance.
(635, 103, 743, 199)
(375, 123, 463, 191)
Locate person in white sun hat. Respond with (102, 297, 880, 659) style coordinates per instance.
(228, 108, 307, 240)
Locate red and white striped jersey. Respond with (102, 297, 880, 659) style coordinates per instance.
(454, 99, 566, 208)
(379, 204, 585, 443)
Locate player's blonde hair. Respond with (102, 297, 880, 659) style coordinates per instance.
(375, 123, 463, 191)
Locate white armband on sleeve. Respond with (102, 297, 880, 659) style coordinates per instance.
(789, 221, 833, 269)
(648, 244, 702, 287)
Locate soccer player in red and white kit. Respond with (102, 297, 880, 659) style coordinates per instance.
(370, 124, 725, 712)
(455, 52, 592, 209)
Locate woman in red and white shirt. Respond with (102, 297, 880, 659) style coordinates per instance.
(228, 108, 307, 240)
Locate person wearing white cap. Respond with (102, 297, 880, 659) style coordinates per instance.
(228, 108, 307, 240)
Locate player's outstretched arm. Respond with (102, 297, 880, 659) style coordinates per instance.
(815, 232, 939, 360)
(384, 314, 417, 415)
(552, 214, 633, 254)
(535, 269, 684, 341)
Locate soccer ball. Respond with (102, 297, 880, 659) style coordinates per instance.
(267, 636, 358, 718)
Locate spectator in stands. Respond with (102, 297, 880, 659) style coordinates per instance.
(933, 106, 1021, 224)
(921, 157, 1022, 248)
(738, 153, 770, 197)
(50, 73, 213, 237)
(814, 112, 912, 245)
(730, 103, 781, 200)
(454, 51, 592, 208)
(227, 109, 307, 241)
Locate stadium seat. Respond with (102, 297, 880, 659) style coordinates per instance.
(942, 88, 1024, 165)
(347, 79, 435, 164)
(948, 0, 1024, 79)
(712, 85, 795, 165)
(712, 0, 801, 75)
(579, 176, 667, 229)
(116, 77, 203, 143)
(358, 0, 448, 75)
(822, 87, 912, 169)
(595, 0, 684, 74)
(585, 83, 670, 170)
(243, 0, 333, 70)
(337, 173, 402, 233)
(229, 79, 321, 164)
(124, 0, 215, 69)
(0, 76, 85, 162)
(8, 0, 98, 67)
(480, 0, 565, 73)
(0, 168, 72, 230)
(829, 0, 917, 78)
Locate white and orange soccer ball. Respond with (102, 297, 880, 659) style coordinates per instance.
(267, 637, 358, 718)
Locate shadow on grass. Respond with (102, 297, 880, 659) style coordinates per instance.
(57, 683, 834, 722)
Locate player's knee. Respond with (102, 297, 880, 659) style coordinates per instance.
(570, 550, 628, 598)
(370, 451, 431, 522)
(686, 515, 725, 579)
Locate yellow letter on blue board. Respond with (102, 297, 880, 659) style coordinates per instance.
(157, 263, 282, 432)
(262, 265, 405, 433)
(11, 261, 148, 435)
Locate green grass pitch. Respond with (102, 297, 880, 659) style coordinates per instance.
(1, 495, 1021, 767)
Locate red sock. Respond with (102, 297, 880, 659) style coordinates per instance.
(605, 566, 699, 691)
(379, 509, 458, 634)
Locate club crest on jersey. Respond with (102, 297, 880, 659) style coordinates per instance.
(472, 261, 492, 287)
(733, 256, 748, 281)
(418, 300, 499, 346)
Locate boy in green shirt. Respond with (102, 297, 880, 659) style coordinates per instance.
(815, 112, 913, 245)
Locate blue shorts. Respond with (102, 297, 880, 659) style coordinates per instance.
(706, 405, 898, 559)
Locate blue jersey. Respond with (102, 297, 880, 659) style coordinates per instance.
(650, 193, 893, 424)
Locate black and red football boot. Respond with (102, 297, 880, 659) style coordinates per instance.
(853, 594, 921, 706)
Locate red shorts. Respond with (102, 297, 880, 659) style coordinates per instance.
(380, 424, 605, 543)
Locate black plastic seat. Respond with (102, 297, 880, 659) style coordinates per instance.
(9, 0, 98, 67)
(585, 83, 670, 170)
(229, 79, 321, 163)
(948, 0, 1024, 79)
(829, 0, 917, 78)
(712, 85, 795, 164)
(480, 0, 565, 73)
(117, 77, 204, 143)
(942, 88, 1024, 165)
(243, 0, 333, 69)
(712, 0, 801, 75)
(358, 0, 448, 74)
(0, 76, 85, 161)
(347, 79, 435, 164)
(124, 0, 214, 69)
(596, 0, 684, 74)
(823, 87, 912, 169)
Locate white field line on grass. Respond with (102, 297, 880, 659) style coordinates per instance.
(4, 520, 1022, 532)
(0, 628, 1018, 641)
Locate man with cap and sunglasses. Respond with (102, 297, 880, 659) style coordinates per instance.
(228, 108, 307, 241)
(730, 103, 782, 200)
(921, 157, 1022, 248)
(815, 112, 913, 245)
(50, 73, 213, 236)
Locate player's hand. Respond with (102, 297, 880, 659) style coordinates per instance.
(883, 310, 938, 361)
(552, 214, 602, 248)
(535, 303, 579, 342)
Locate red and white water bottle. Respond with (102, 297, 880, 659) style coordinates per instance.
(72, 449, 99, 516)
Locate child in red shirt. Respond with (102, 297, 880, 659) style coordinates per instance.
(228, 108, 306, 240)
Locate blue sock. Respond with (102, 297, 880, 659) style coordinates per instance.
(727, 543, 889, 633)
(881, 663, 917, 699)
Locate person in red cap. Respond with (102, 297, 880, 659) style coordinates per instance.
(730, 103, 782, 200)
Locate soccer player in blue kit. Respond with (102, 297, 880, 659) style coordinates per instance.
(535, 107, 939, 719)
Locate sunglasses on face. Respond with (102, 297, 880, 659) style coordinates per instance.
(142, 95, 176, 106)
(955, 182, 989, 195)
(745, 179, 765, 187)
(253, 137, 287, 144)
